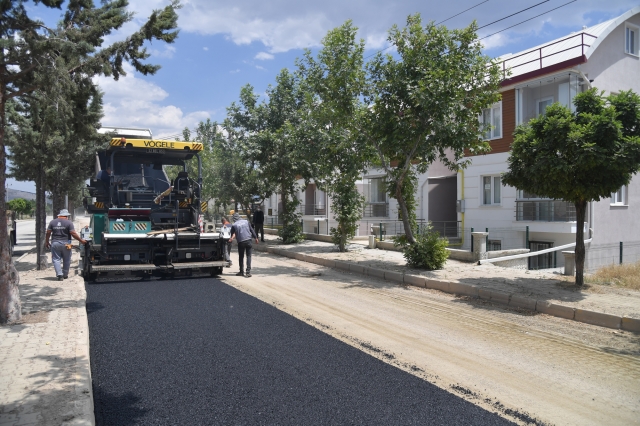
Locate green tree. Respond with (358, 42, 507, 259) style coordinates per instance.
(225, 73, 313, 244)
(7, 198, 28, 218)
(0, 0, 179, 324)
(298, 21, 373, 251)
(502, 89, 640, 286)
(364, 14, 501, 244)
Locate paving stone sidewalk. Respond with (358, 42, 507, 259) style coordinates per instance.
(0, 221, 93, 426)
(255, 233, 640, 327)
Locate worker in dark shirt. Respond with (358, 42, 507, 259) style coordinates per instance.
(97, 166, 111, 189)
(228, 212, 259, 277)
(252, 206, 265, 242)
(45, 209, 87, 281)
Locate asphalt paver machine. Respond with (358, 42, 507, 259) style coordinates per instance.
(81, 129, 230, 281)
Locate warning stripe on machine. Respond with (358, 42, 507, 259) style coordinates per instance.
(201, 202, 208, 212)
(94, 202, 104, 208)
(134, 223, 148, 231)
(112, 223, 126, 231)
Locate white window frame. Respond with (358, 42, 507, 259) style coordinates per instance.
(611, 185, 627, 206)
(481, 175, 502, 206)
(537, 96, 554, 117)
(625, 22, 639, 56)
(480, 102, 502, 140)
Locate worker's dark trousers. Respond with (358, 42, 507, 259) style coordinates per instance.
(254, 223, 264, 241)
(237, 240, 253, 273)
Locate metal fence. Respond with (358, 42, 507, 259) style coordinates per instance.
(363, 203, 389, 218)
(515, 200, 580, 222)
(585, 241, 640, 272)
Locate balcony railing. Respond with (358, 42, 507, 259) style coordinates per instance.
(363, 202, 389, 218)
(298, 204, 327, 216)
(497, 32, 597, 81)
(515, 200, 582, 222)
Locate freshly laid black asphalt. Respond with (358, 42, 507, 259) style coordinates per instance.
(86, 277, 514, 425)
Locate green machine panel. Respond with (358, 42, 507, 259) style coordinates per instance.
(90, 213, 106, 245)
(108, 220, 152, 234)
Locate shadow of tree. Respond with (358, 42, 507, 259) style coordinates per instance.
(19, 283, 82, 314)
(86, 301, 105, 314)
(93, 388, 149, 426)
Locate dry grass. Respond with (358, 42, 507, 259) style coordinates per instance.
(585, 261, 640, 290)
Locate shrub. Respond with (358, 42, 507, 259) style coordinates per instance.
(396, 222, 449, 270)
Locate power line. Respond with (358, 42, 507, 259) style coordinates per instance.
(477, 0, 549, 30)
(478, 0, 577, 41)
(436, 0, 490, 26)
(364, 0, 491, 59)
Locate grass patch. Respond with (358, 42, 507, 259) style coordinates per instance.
(585, 261, 640, 290)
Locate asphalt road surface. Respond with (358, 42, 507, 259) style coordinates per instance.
(86, 277, 513, 425)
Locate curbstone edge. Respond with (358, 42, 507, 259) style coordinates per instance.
(574, 309, 621, 330)
(449, 282, 479, 298)
(366, 267, 386, 279)
(403, 274, 426, 288)
(621, 317, 640, 333)
(490, 291, 511, 306)
(385, 270, 404, 283)
(536, 301, 575, 320)
(509, 295, 537, 311)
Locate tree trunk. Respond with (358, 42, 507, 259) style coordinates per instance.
(0, 88, 22, 325)
(51, 187, 65, 218)
(36, 168, 48, 270)
(574, 200, 587, 286)
(394, 178, 416, 244)
(280, 181, 288, 229)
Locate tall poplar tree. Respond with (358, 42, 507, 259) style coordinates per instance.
(298, 21, 373, 251)
(0, 0, 179, 324)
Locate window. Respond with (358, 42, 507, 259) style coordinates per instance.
(487, 240, 502, 251)
(611, 186, 627, 205)
(369, 178, 387, 203)
(482, 176, 502, 205)
(537, 97, 554, 116)
(626, 23, 639, 56)
(480, 102, 502, 139)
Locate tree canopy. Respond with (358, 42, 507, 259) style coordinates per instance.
(364, 14, 502, 243)
(502, 89, 640, 286)
(0, 0, 180, 325)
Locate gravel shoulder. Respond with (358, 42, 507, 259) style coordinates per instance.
(262, 236, 640, 319)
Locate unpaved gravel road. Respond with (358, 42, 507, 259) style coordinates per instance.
(222, 249, 640, 426)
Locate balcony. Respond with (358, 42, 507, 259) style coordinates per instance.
(299, 204, 327, 216)
(363, 202, 389, 218)
(515, 200, 582, 222)
(498, 32, 597, 84)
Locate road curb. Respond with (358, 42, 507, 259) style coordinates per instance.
(73, 273, 96, 425)
(255, 242, 639, 332)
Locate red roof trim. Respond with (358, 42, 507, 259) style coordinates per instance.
(500, 55, 587, 87)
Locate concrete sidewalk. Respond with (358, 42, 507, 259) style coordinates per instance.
(1, 222, 93, 426)
(254, 233, 640, 332)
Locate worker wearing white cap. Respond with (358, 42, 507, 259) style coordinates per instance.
(45, 209, 87, 281)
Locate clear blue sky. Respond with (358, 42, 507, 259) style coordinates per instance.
(7, 0, 638, 192)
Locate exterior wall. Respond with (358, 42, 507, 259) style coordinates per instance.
(581, 13, 640, 95)
(591, 173, 640, 246)
(466, 89, 516, 156)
